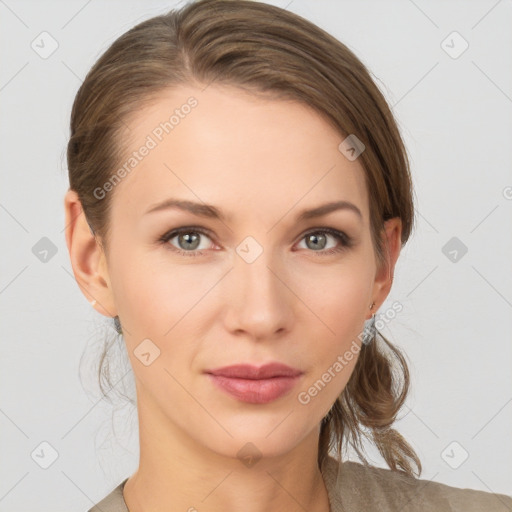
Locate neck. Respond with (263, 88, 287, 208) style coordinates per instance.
(123, 395, 331, 512)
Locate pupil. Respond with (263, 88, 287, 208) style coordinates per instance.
(308, 233, 325, 250)
(181, 233, 199, 250)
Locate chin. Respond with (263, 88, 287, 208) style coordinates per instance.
(197, 416, 314, 462)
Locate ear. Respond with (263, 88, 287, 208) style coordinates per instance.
(369, 217, 402, 317)
(63, 189, 117, 318)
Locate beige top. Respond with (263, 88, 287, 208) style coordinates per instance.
(88, 455, 512, 511)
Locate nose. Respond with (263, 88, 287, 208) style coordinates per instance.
(222, 245, 294, 341)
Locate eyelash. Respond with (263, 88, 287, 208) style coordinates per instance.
(157, 226, 354, 258)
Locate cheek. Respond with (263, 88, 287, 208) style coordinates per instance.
(108, 251, 220, 381)
(295, 260, 371, 331)
(109, 245, 212, 329)
(292, 264, 370, 405)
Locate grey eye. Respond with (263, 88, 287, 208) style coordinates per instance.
(304, 232, 328, 251)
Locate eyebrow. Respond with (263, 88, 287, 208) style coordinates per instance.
(144, 198, 363, 222)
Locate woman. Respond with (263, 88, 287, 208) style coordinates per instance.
(63, 0, 512, 510)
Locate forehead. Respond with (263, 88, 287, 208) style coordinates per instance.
(110, 84, 369, 226)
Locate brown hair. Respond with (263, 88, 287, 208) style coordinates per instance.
(67, 0, 421, 478)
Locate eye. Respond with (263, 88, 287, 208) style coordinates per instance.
(157, 226, 354, 257)
(296, 228, 354, 255)
(157, 226, 214, 257)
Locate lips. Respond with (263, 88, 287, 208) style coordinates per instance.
(205, 363, 303, 404)
(205, 363, 302, 379)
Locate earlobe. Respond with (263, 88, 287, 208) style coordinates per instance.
(63, 189, 117, 318)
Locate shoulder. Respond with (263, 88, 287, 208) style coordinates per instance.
(322, 455, 512, 512)
(87, 477, 129, 512)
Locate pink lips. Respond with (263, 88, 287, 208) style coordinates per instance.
(205, 363, 303, 404)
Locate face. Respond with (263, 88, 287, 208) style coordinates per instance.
(67, 83, 400, 462)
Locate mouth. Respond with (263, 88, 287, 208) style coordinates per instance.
(204, 363, 303, 404)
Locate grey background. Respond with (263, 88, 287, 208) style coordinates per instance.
(1, 0, 511, 510)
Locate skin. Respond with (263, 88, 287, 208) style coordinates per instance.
(64, 83, 401, 512)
